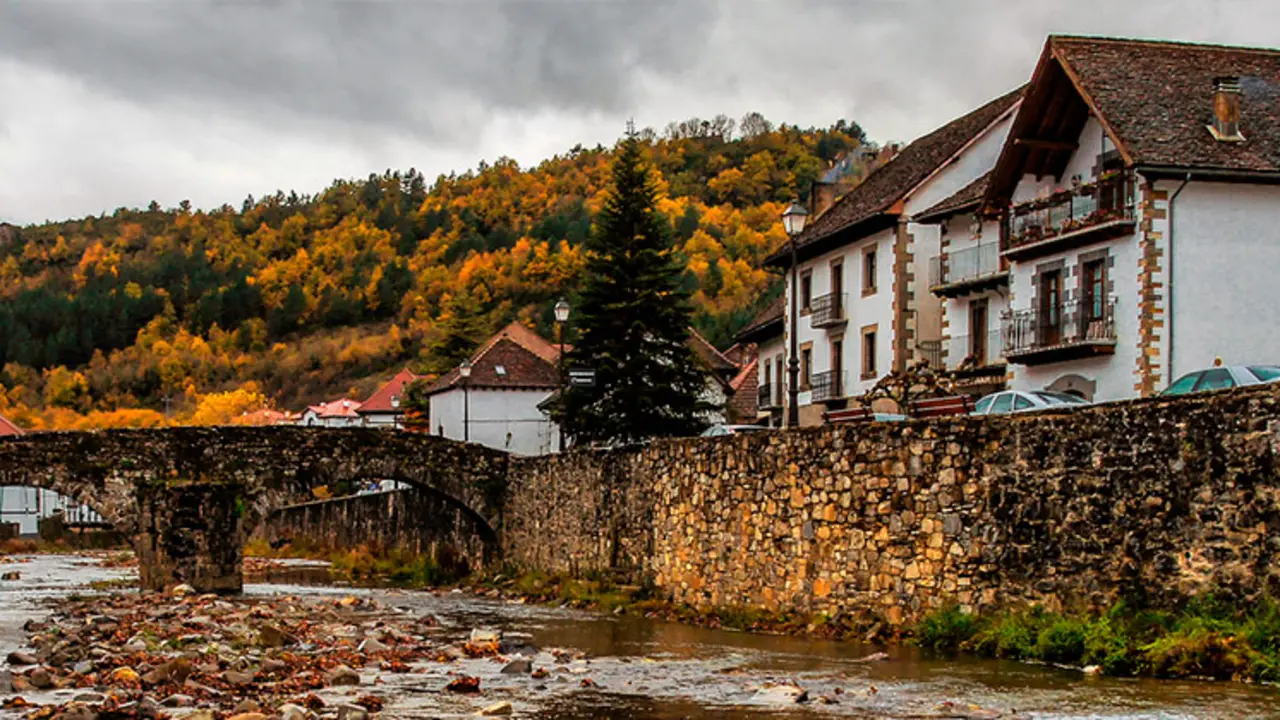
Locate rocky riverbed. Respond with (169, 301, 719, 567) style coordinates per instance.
(0, 555, 1276, 719)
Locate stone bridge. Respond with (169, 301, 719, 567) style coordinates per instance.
(0, 427, 509, 593)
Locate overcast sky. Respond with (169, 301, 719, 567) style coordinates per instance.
(2, 0, 1278, 225)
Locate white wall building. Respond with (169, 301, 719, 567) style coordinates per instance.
(980, 36, 1280, 401)
(356, 367, 419, 428)
(298, 398, 363, 427)
(761, 88, 1023, 424)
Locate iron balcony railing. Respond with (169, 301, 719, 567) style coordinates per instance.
(1005, 171, 1135, 252)
(917, 340, 943, 369)
(948, 330, 1004, 368)
(758, 383, 781, 410)
(810, 370, 846, 403)
(1002, 298, 1117, 357)
(928, 243, 1002, 289)
(809, 292, 848, 329)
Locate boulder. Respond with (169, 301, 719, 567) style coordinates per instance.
(500, 659, 532, 675)
(6, 651, 37, 666)
(478, 701, 514, 716)
(325, 665, 361, 686)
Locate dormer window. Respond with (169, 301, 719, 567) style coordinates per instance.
(495, 365, 507, 376)
(391, 396, 400, 408)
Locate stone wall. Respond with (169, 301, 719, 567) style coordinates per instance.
(255, 489, 496, 573)
(504, 385, 1280, 625)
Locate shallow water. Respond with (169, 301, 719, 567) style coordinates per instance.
(3, 556, 1278, 718)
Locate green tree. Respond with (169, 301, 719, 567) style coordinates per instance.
(422, 289, 488, 374)
(556, 132, 716, 446)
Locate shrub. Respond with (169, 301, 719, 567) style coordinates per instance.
(916, 604, 980, 652)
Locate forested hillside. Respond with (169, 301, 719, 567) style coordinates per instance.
(0, 114, 873, 429)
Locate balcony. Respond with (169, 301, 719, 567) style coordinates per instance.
(928, 243, 1007, 298)
(811, 370, 847, 403)
(1002, 298, 1117, 365)
(758, 383, 781, 410)
(809, 292, 848, 329)
(948, 330, 1005, 370)
(1003, 171, 1136, 261)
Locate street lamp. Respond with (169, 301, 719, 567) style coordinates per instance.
(554, 298, 571, 452)
(782, 199, 809, 428)
(459, 358, 472, 443)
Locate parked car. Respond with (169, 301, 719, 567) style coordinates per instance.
(700, 424, 772, 437)
(1161, 365, 1280, 396)
(972, 390, 1089, 416)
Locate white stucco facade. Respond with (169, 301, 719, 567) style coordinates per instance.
(756, 335, 785, 425)
(934, 214, 1009, 369)
(429, 387, 558, 456)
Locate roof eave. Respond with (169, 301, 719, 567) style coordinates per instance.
(1135, 165, 1280, 184)
(912, 198, 983, 225)
(764, 212, 900, 269)
(735, 317, 784, 344)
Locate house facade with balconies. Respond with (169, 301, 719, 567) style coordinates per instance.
(763, 88, 1023, 425)
(983, 35, 1280, 401)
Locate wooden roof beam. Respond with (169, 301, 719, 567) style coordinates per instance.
(1015, 138, 1079, 151)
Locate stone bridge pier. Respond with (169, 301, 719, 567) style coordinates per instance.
(0, 427, 510, 593)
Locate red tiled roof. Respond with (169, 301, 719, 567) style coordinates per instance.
(423, 337, 559, 395)
(306, 398, 363, 418)
(989, 36, 1280, 206)
(0, 413, 22, 436)
(689, 327, 737, 375)
(735, 296, 784, 344)
(726, 357, 759, 423)
(915, 171, 993, 222)
(766, 87, 1024, 267)
(358, 367, 420, 414)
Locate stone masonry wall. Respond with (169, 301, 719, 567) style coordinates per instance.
(255, 488, 496, 573)
(504, 385, 1280, 625)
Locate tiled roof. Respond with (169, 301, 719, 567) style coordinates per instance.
(689, 327, 737, 375)
(0, 413, 22, 436)
(914, 171, 992, 222)
(358, 367, 420, 414)
(766, 86, 1024, 266)
(306, 398, 362, 418)
(734, 296, 784, 344)
(726, 357, 759, 423)
(1054, 36, 1280, 173)
(423, 337, 559, 395)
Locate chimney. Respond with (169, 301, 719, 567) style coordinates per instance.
(810, 181, 840, 219)
(1208, 76, 1245, 142)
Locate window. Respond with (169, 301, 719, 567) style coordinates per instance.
(495, 365, 507, 376)
(800, 272, 813, 312)
(1248, 366, 1280, 382)
(990, 393, 1014, 414)
(969, 300, 989, 364)
(775, 354, 784, 405)
(1082, 259, 1106, 322)
(1014, 395, 1035, 411)
(831, 261, 844, 311)
(831, 339, 843, 396)
(862, 328, 877, 378)
(762, 358, 772, 390)
(1039, 269, 1063, 344)
(974, 396, 995, 415)
(1164, 372, 1202, 395)
(1196, 368, 1234, 391)
(800, 348, 812, 390)
(863, 248, 877, 294)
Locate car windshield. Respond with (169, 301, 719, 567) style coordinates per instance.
(1032, 391, 1087, 405)
(1247, 366, 1280, 382)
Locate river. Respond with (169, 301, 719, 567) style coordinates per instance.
(0, 555, 1275, 719)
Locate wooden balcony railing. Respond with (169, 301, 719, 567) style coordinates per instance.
(1004, 171, 1136, 260)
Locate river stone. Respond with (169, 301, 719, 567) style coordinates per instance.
(162, 694, 195, 708)
(257, 624, 297, 648)
(325, 665, 361, 686)
(73, 660, 94, 675)
(223, 670, 256, 685)
(232, 699, 262, 714)
(73, 693, 105, 703)
(278, 703, 310, 720)
(1, 571, 21, 581)
(7, 651, 37, 666)
(178, 712, 216, 720)
(336, 704, 368, 720)
(27, 667, 52, 689)
(754, 684, 809, 703)
(357, 637, 388, 653)
(260, 657, 288, 674)
(55, 703, 95, 720)
(469, 628, 501, 644)
(500, 659, 532, 675)
(478, 701, 514, 716)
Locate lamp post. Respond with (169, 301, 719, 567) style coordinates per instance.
(554, 298, 571, 452)
(459, 358, 472, 443)
(782, 199, 809, 428)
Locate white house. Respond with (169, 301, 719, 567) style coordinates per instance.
(298, 398, 363, 427)
(980, 36, 1280, 401)
(762, 88, 1023, 424)
(421, 322, 563, 455)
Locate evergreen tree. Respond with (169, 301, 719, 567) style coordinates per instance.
(558, 132, 715, 446)
(422, 289, 488, 374)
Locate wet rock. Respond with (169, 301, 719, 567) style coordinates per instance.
(161, 694, 195, 708)
(278, 704, 310, 720)
(73, 660, 94, 675)
(357, 637, 388, 653)
(478, 701, 514, 716)
(178, 712, 216, 720)
(171, 584, 196, 598)
(336, 704, 368, 720)
(1083, 664, 1102, 676)
(55, 703, 97, 720)
(26, 667, 53, 689)
(753, 684, 809, 703)
(72, 693, 105, 703)
(445, 675, 481, 693)
(1, 571, 20, 581)
(227, 714, 267, 720)
(6, 651, 37, 666)
(325, 665, 361, 686)
(223, 670, 255, 685)
(851, 651, 889, 663)
(257, 624, 297, 648)
(259, 657, 288, 674)
(531, 667, 550, 679)
(232, 699, 262, 714)
(500, 659, 532, 675)
(0, 670, 10, 693)
(469, 628, 501, 644)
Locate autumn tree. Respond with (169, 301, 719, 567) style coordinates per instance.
(556, 132, 716, 446)
(421, 289, 489, 374)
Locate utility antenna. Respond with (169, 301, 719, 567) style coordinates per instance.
(625, 118, 637, 138)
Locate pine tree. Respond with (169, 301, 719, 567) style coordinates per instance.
(558, 132, 716, 446)
(422, 289, 488, 374)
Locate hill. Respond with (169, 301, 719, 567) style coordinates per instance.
(0, 114, 875, 428)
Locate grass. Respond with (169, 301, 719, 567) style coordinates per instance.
(244, 537, 469, 588)
(913, 596, 1280, 683)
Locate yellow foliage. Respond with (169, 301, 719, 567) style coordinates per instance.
(184, 386, 268, 426)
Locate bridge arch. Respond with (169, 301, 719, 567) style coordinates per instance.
(0, 427, 511, 593)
